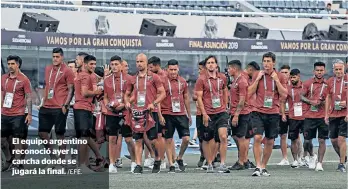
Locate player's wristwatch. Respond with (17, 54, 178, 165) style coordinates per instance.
(62, 104, 69, 109)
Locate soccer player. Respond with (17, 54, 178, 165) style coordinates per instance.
(196, 55, 229, 173)
(104, 55, 134, 173)
(124, 53, 166, 174)
(278, 65, 291, 166)
(301, 62, 328, 171)
(248, 52, 287, 176)
(227, 60, 250, 170)
(325, 59, 347, 172)
(74, 55, 103, 173)
(38, 48, 74, 169)
(283, 69, 306, 168)
(160, 59, 191, 173)
(1, 55, 32, 171)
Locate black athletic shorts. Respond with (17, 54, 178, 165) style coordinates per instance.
(163, 115, 190, 139)
(38, 107, 67, 135)
(196, 115, 204, 142)
(121, 124, 133, 138)
(329, 117, 348, 139)
(201, 112, 229, 142)
(1, 115, 26, 138)
(279, 115, 290, 135)
(250, 111, 280, 139)
(73, 109, 93, 138)
(288, 119, 304, 140)
(245, 117, 254, 139)
(231, 114, 250, 138)
(105, 115, 124, 136)
(133, 112, 158, 141)
(303, 118, 328, 140)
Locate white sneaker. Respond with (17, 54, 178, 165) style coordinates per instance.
(130, 162, 137, 173)
(144, 158, 154, 168)
(291, 160, 299, 168)
(108, 164, 117, 174)
(161, 162, 166, 170)
(298, 157, 306, 167)
(315, 162, 324, 171)
(308, 155, 317, 169)
(277, 159, 290, 166)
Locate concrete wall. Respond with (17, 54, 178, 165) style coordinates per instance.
(2, 8, 346, 38)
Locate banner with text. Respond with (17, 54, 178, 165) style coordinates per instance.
(2, 30, 347, 54)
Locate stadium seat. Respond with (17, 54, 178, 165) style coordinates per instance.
(259, 7, 267, 12)
(267, 8, 275, 13)
(218, 6, 227, 12)
(283, 8, 291, 17)
(275, 1, 285, 8)
(314, 8, 321, 14)
(169, 4, 176, 9)
(298, 8, 307, 18)
(318, 1, 326, 8)
(134, 4, 142, 8)
(300, 0, 309, 8)
(269, 1, 277, 8)
(253, 1, 262, 8)
(101, 2, 108, 7)
(292, 1, 300, 9)
(261, 1, 270, 8)
(308, 0, 317, 9)
(284, 1, 293, 8)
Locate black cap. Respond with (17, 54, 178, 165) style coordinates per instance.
(290, 69, 300, 76)
(94, 67, 104, 78)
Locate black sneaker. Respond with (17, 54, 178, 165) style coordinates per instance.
(176, 159, 185, 172)
(168, 166, 175, 174)
(197, 156, 205, 168)
(245, 159, 256, 169)
(345, 156, 347, 163)
(252, 168, 261, 176)
(230, 161, 245, 170)
(152, 160, 161, 173)
(337, 163, 347, 173)
(261, 169, 270, 176)
(133, 165, 143, 175)
(124, 155, 132, 160)
(214, 154, 221, 163)
(2, 157, 13, 172)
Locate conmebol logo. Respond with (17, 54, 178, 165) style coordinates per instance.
(156, 39, 174, 48)
(12, 34, 31, 44)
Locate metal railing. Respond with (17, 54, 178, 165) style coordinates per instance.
(2, 1, 348, 18)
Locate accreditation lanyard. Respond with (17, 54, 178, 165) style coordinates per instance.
(208, 78, 220, 96)
(310, 82, 325, 98)
(291, 85, 303, 102)
(168, 79, 181, 96)
(112, 73, 123, 95)
(136, 74, 147, 91)
(48, 66, 61, 89)
(4, 78, 18, 94)
(263, 75, 275, 91)
(333, 77, 344, 96)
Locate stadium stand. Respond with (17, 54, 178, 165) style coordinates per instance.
(2, 0, 347, 19)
